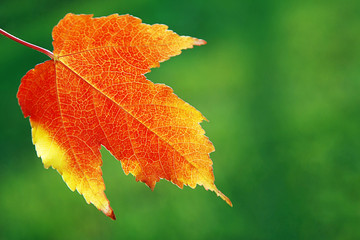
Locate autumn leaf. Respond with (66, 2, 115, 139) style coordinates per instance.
(1, 13, 231, 219)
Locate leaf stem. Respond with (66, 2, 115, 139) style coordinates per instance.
(0, 28, 54, 59)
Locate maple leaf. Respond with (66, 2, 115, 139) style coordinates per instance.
(1, 13, 231, 219)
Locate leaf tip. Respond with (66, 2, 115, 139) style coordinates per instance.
(214, 187, 233, 207)
(103, 205, 116, 220)
(147, 181, 156, 191)
(108, 211, 116, 220)
(194, 38, 207, 46)
(224, 195, 233, 207)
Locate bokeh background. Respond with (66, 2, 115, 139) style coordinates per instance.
(1, 0, 360, 239)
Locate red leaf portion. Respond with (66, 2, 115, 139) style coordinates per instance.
(17, 13, 231, 219)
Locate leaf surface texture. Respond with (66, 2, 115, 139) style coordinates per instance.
(17, 13, 231, 219)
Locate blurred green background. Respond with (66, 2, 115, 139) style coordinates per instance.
(1, 0, 360, 239)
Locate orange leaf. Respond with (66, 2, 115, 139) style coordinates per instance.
(16, 13, 231, 219)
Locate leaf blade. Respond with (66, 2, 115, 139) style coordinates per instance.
(17, 13, 231, 219)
